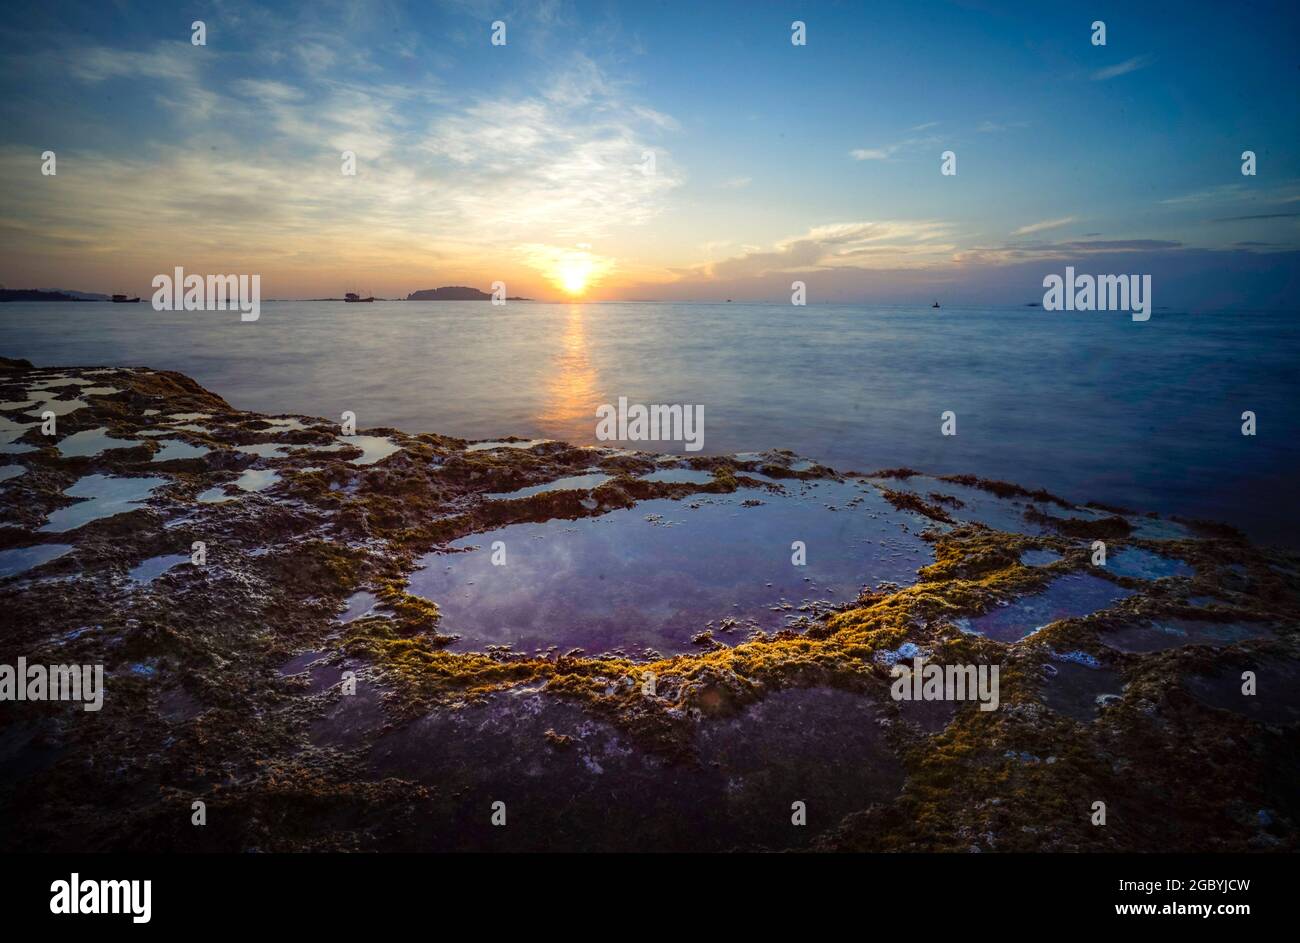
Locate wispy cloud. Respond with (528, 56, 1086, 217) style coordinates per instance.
(1012, 216, 1076, 236)
(720, 176, 752, 189)
(849, 131, 943, 162)
(852, 123, 1017, 162)
(2, 34, 681, 295)
(1159, 184, 1247, 206)
(420, 62, 682, 240)
(955, 239, 1182, 265)
(1159, 182, 1300, 210)
(1212, 212, 1300, 223)
(1091, 55, 1154, 81)
(69, 41, 203, 84)
(977, 120, 1030, 133)
(690, 220, 955, 279)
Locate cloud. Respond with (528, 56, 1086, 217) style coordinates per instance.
(849, 128, 960, 162)
(233, 79, 306, 104)
(720, 176, 752, 189)
(419, 64, 682, 240)
(1212, 212, 1300, 222)
(64, 40, 223, 121)
(2, 35, 681, 296)
(849, 136, 940, 161)
(1012, 216, 1077, 236)
(1159, 184, 1246, 206)
(954, 239, 1183, 265)
(68, 41, 202, 84)
(977, 120, 1030, 133)
(1091, 55, 1154, 81)
(689, 220, 956, 280)
(847, 124, 987, 162)
(1157, 183, 1300, 227)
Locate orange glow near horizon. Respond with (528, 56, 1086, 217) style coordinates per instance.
(532, 246, 616, 299)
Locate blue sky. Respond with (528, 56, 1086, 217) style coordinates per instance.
(1, 0, 1297, 304)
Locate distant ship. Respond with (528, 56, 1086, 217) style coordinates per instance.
(344, 292, 375, 303)
(931, 301, 941, 308)
(111, 294, 141, 303)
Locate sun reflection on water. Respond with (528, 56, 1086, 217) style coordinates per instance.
(537, 305, 601, 442)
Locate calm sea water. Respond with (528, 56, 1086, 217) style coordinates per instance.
(2, 301, 1297, 546)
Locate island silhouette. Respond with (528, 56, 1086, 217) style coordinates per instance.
(407, 286, 531, 301)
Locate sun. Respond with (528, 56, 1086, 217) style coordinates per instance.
(528, 245, 613, 298)
(557, 257, 593, 296)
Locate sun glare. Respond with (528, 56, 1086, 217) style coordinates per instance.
(527, 245, 613, 299)
(557, 257, 592, 296)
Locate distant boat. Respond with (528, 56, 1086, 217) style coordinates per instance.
(931, 301, 941, 309)
(344, 292, 374, 303)
(111, 294, 141, 303)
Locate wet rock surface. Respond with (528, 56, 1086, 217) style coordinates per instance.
(0, 358, 1297, 852)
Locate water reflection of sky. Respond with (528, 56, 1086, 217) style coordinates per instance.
(38, 474, 168, 533)
(955, 573, 1133, 643)
(409, 479, 932, 656)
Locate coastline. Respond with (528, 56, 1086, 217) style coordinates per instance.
(1, 357, 1297, 852)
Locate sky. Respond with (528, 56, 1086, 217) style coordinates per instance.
(0, 0, 1297, 306)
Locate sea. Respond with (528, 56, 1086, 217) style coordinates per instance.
(2, 301, 1296, 547)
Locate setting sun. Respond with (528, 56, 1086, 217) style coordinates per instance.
(558, 257, 592, 295)
(527, 245, 614, 297)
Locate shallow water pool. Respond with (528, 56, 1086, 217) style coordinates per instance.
(408, 479, 932, 656)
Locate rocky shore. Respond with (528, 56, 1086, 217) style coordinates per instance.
(0, 356, 1296, 852)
